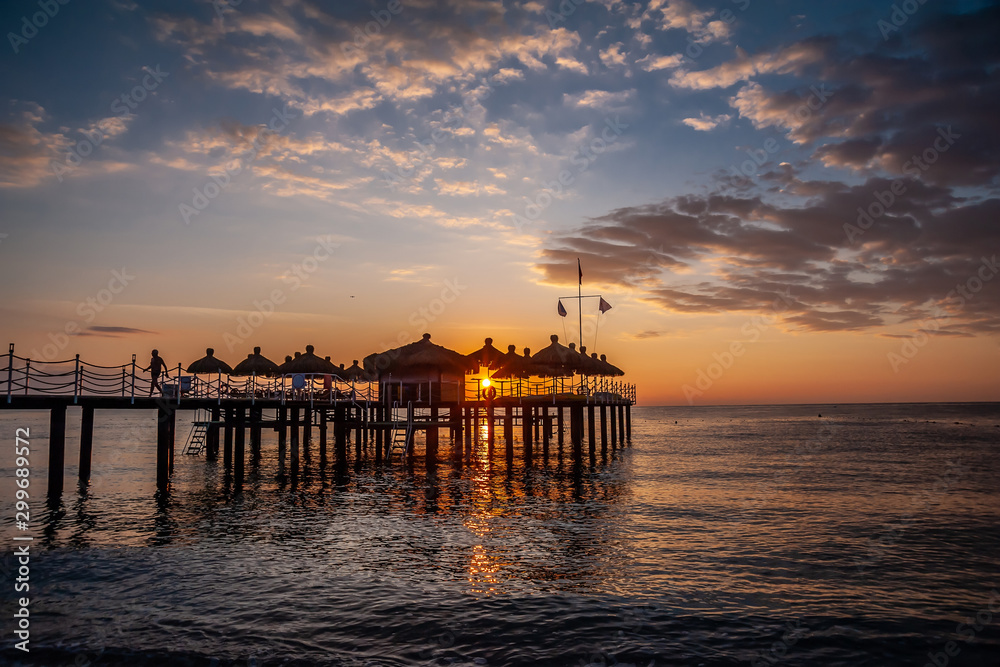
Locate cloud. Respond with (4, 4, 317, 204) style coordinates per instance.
(681, 113, 732, 131)
(537, 177, 1000, 334)
(563, 89, 635, 110)
(79, 326, 157, 338)
(636, 53, 683, 71)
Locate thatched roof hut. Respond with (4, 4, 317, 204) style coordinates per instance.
(232, 346, 280, 377)
(285, 345, 338, 374)
(363, 333, 467, 377)
(524, 335, 585, 377)
(464, 337, 505, 371)
(186, 348, 234, 374)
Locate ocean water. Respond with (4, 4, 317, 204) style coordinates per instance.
(1, 403, 999, 666)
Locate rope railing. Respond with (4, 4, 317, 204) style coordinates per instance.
(3, 344, 636, 406)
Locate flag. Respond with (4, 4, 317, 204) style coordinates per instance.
(598, 297, 612, 313)
(557, 300, 568, 317)
(577, 258, 582, 285)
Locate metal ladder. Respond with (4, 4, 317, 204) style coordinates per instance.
(388, 401, 414, 461)
(182, 409, 212, 455)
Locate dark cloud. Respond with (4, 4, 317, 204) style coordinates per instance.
(539, 4, 1000, 337)
(78, 326, 158, 338)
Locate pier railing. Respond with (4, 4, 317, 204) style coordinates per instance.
(3, 345, 635, 406)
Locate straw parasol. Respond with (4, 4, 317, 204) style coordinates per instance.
(524, 334, 586, 377)
(492, 345, 532, 379)
(464, 337, 505, 371)
(232, 346, 280, 377)
(599, 353, 625, 377)
(285, 345, 338, 374)
(342, 359, 371, 382)
(186, 348, 234, 374)
(577, 345, 607, 376)
(363, 333, 468, 378)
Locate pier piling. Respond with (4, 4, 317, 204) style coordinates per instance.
(79, 405, 94, 483)
(48, 404, 67, 497)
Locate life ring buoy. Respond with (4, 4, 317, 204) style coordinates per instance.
(484, 386, 497, 401)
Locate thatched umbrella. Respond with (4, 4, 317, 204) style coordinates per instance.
(577, 345, 607, 376)
(363, 333, 467, 378)
(599, 353, 625, 377)
(525, 334, 585, 377)
(464, 337, 505, 371)
(232, 346, 280, 377)
(342, 359, 371, 382)
(285, 344, 338, 374)
(277, 352, 300, 374)
(492, 345, 531, 379)
(186, 348, 234, 374)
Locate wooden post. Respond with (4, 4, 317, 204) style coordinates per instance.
(451, 406, 462, 463)
(355, 406, 364, 453)
(334, 405, 347, 469)
(541, 406, 550, 458)
(570, 404, 583, 464)
(427, 406, 439, 464)
(375, 405, 384, 465)
(155, 405, 170, 490)
(207, 406, 221, 461)
(277, 407, 287, 471)
(290, 407, 300, 470)
(303, 407, 312, 459)
(587, 404, 596, 466)
(464, 405, 473, 458)
(504, 405, 513, 454)
(600, 405, 608, 456)
(521, 405, 532, 465)
(626, 404, 632, 442)
(355, 406, 363, 462)
(167, 407, 175, 475)
(234, 408, 245, 490)
(47, 404, 67, 497)
(250, 407, 262, 457)
(610, 403, 617, 449)
(223, 407, 233, 473)
(557, 407, 565, 448)
(618, 404, 625, 445)
(78, 405, 94, 483)
(319, 409, 328, 465)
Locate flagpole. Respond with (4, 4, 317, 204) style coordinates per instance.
(577, 258, 583, 349)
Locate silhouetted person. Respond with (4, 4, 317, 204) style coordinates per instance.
(146, 349, 168, 396)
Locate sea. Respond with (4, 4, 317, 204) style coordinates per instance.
(1, 403, 999, 666)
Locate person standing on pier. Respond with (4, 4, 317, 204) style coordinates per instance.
(146, 349, 168, 396)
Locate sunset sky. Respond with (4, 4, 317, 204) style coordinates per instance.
(1, 0, 997, 405)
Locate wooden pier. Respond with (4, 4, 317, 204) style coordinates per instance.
(2, 345, 634, 496)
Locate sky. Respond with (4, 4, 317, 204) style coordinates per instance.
(0, 0, 997, 406)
